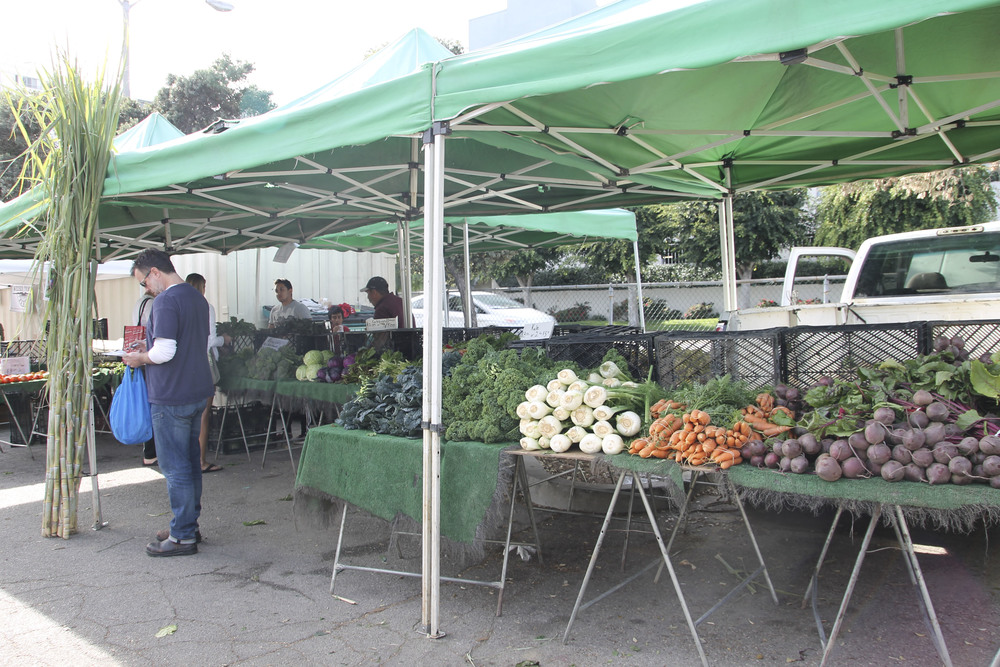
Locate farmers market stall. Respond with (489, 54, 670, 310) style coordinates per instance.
(3, 2, 1000, 638)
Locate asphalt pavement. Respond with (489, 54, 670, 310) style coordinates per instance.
(2, 432, 1000, 666)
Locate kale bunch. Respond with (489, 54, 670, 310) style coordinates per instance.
(443, 344, 569, 443)
(337, 364, 423, 437)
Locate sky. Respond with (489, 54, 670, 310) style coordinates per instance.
(2, 0, 510, 105)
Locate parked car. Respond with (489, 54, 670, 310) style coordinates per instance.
(410, 291, 556, 329)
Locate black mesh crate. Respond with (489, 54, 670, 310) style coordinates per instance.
(926, 319, 1000, 358)
(533, 333, 656, 382)
(783, 323, 922, 387)
(654, 329, 781, 391)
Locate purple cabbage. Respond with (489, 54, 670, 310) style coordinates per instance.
(327, 369, 341, 383)
(315, 367, 327, 382)
(328, 356, 342, 370)
(342, 354, 356, 369)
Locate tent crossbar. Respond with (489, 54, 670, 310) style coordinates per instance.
(321, 170, 413, 214)
(502, 104, 624, 175)
(805, 56, 895, 84)
(734, 162, 835, 193)
(188, 191, 272, 218)
(914, 98, 1000, 134)
(835, 43, 906, 133)
(230, 168, 326, 178)
(443, 178, 545, 212)
(912, 71, 1000, 84)
(756, 89, 875, 133)
(623, 133, 730, 194)
(448, 101, 509, 127)
(632, 136, 743, 174)
(904, 89, 964, 163)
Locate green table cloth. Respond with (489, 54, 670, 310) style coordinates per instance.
(275, 380, 358, 414)
(601, 454, 1000, 532)
(294, 425, 514, 544)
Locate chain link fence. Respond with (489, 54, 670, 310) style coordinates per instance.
(495, 275, 847, 331)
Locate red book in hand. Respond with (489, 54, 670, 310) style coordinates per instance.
(123, 325, 145, 351)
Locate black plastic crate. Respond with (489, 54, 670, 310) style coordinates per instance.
(654, 329, 781, 391)
(783, 323, 922, 387)
(515, 333, 656, 382)
(926, 319, 1000, 358)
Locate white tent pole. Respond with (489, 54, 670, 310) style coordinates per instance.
(462, 222, 473, 328)
(719, 193, 738, 314)
(421, 121, 447, 638)
(401, 137, 419, 320)
(396, 220, 410, 315)
(420, 136, 435, 634)
(632, 239, 646, 332)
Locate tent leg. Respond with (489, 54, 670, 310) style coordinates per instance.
(632, 239, 646, 332)
(421, 122, 448, 639)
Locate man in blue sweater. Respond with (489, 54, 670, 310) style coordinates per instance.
(123, 249, 215, 556)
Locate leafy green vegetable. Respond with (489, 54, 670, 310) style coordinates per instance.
(670, 374, 757, 426)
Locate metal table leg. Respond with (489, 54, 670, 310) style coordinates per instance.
(818, 505, 882, 667)
(563, 471, 709, 667)
(262, 394, 295, 472)
(889, 505, 953, 667)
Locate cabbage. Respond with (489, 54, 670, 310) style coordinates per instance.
(295, 364, 310, 381)
(303, 350, 325, 366)
(328, 356, 342, 370)
(305, 363, 324, 381)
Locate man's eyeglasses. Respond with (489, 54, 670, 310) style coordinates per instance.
(139, 270, 152, 288)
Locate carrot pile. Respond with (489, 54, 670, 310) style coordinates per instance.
(628, 392, 798, 469)
(732, 393, 794, 439)
(628, 407, 748, 469)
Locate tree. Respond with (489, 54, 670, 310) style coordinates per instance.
(117, 97, 152, 132)
(152, 54, 274, 133)
(239, 85, 276, 118)
(653, 190, 811, 307)
(812, 166, 998, 249)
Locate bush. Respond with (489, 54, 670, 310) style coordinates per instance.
(683, 302, 718, 319)
(756, 299, 779, 308)
(642, 263, 722, 282)
(753, 257, 852, 279)
(549, 302, 591, 323)
(640, 297, 682, 321)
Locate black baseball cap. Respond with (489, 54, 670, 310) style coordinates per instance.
(361, 276, 389, 293)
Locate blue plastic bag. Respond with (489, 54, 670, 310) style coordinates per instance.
(109, 366, 153, 445)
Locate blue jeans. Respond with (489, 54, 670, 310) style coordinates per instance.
(151, 400, 206, 543)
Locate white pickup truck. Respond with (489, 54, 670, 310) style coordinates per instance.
(731, 221, 1000, 331)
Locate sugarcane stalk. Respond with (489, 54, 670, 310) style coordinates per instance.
(5, 54, 122, 538)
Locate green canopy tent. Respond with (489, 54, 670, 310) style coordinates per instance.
(303, 208, 643, 328)
(433, 0, 1000, 313)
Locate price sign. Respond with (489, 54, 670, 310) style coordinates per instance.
(0, 356, 30, 375)
(520, 320, 555, 340)
(260, 337, 291, 351)
(10, 285, 30, 313)
(366, 317, 398, 331)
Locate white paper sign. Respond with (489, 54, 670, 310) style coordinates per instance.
(0, 356, 30, 375)
(10, 285, 30, 313)
(366, 317, 398, 331)
(519, 320, 555, 340)
(260, 337, 291, 351)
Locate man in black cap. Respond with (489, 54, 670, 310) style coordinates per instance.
(361, 276, 410, 329)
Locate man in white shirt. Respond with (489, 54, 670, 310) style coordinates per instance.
(268, 279, 312, 327)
